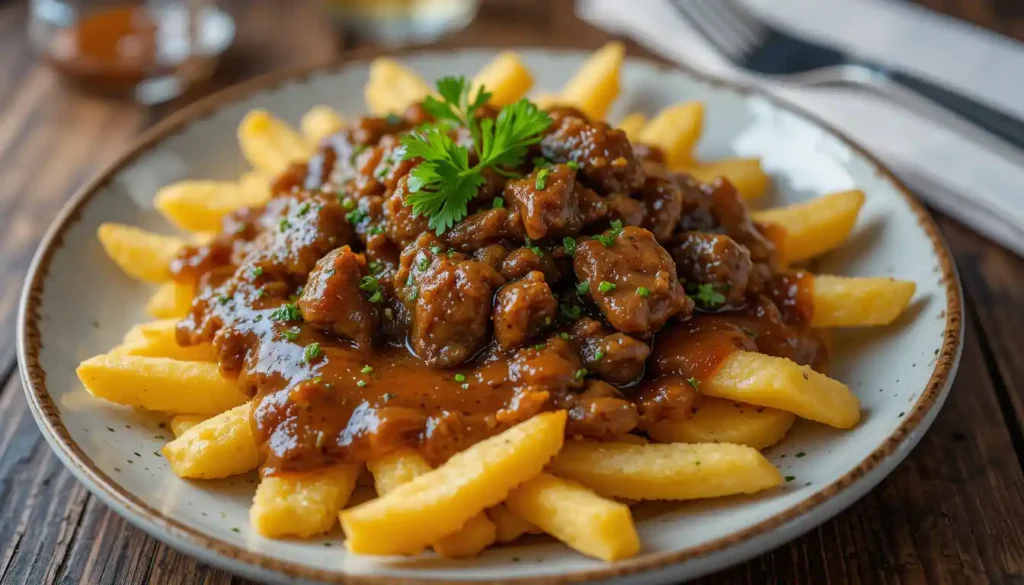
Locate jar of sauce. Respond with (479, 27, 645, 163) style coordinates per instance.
(29, 0, 235, 103)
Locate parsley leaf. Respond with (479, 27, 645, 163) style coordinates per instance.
(695, 283, 726, 308)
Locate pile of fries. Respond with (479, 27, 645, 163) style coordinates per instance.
(77, 43, 916, 561)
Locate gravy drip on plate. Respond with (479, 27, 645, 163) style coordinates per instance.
(170, 104, 825, 476)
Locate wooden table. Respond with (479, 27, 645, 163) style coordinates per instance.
(2, 1, 1024, 583)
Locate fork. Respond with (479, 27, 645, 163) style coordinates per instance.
(672, 0, 1024, 164)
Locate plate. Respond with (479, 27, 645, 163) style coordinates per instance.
(18, 48, 962, 584)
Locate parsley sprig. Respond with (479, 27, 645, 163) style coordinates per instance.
(401, 76, 552, 234)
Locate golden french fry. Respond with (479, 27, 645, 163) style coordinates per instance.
(550, 441, 782, 501)
(506, 472, 639, 561)
(753, 189, 865, 264)
(120, 319, 215, 362)
(155, 179, 270, 233)
(364, 57, 433, 116)
(617, 112, 647, 141)
(146, 282, 193, 319)
(169, 414, 206, 438)
(531, 93, 562, 111)
(252, 464, 362, 538)
(559, 41, 625, 120)
(367, 449, 498, 558)
(638, 101, 704, 167)
(471, 51, 534, 106)
(682, 157, 769, 200)
(701, 351, 860, 428)
(238, 109, 313, 177)
(163, 403, 261, 479)
(647, 397, 796, 449)
(300, 105, 345, 145)
(76, 354, 247, 415)
(97, 223, 185, 283)
(341, 411, 566, 556)
(810, 275, 916, 327)
(487, 504, 541, 543)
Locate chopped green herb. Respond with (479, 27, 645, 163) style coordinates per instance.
(429, 245, 444, 254)
(282, 327, 300, 342)
(417, 254, 430, 271)
(695, 283, 726, 308)
(254, 314, 264, 322)
(454, 373, 467, 382)
(593, 350, 605, 361)
(304, 343, 322, 362)
(407, 287, 419, 302)
(636, 286, 650, 297)
(375, 165, 390, 179)
(594, 233, 615, 247)
(345, 208, 368, 224)
(368, 290, 383, 303)
(560, 303, 582, 320)
(563, 236, 576, 257)
(559, 332, 570, 340)
(576, 281, 590, 295)
(216, 294, 231, 305)
(297, 202, 311, 216)
(382, 392, 396, 401)
(609, 219, 624, 237)
(534, 343, 546, 350)
(278, 218, 291, 232)
(359, 275, 380, 293)
(532, 156, 552, 168)
(356, 380, 367, 388)
(367, 224, 386, 235)
(686, 377, 699, 389)
(400, 76, 552, 234)
(566, 160, 580, 171)
(535, 168, 550, 190)
(795, 452, 806, 458)
(461, 383, 470, 390)
(598, 281, 616, 293)
(574, 368, 588, 381)
(270, 303, 302, 322)
(361, 365, 373, 374)
(492, 196, 505, 209)
(524, 238, 542, 256)
(255, 288, 267, 300)
(250, 266, 264, 278)
(785, 476, 796, 483)
(342, 197, 356, 210)
(447, 249, 457, 258)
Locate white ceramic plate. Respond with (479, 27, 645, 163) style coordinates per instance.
(18, 48, 962, 584)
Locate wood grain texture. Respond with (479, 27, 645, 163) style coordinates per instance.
(2, 0, 1024, 584)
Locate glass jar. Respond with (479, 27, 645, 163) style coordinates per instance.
(29, 0, 236, 104)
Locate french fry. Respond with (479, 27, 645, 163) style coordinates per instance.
(163, 403, 261, 479)
(647, 397, 796, 450)
(300, 105, 345, 145)
(146, 282, 193, 319)
(97, 223, 185, 283)
(120, 319, 215, 362)
(251, 464, 362, 538)
(471, 51, 534, 106)
(531, 93, 563, 111)
(753, 189, 865, 264)
(154, 179, 270, 233)
(550, 441, 782, 501)
(701, 351, 860, 428)
(367, 449, 498, 558)
(364, 57, 433, 116)
(341, 411, 566, 556)
(76, 354, 247, 415)
(681, 157, 769, 200)
(559, 42, 625, 121)
(487, 504, 541, 543)
(238, 109, 313, 177)
(810, 275, 916, 327)
(616, 112, 647, 141)
(169, 414, 206, 437)
(637, 101, 703, 168)
(506, 472, 639, 561)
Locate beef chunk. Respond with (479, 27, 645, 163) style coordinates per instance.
(508, 336, 584, 393)
(562, 380, 640, 439)
(474, 244, 511, 272)
(298, 246, 379, 348)
(384, 174, 431, 249)
(500, 246, 564, 284)
(503, 164, 584, 240)
(248, 192, 353, 279)
(493, 271, 558, 351)
(634, 376, 702, 427)
(605, 194, 645, 227)
(640, 174, 684, 242)
(671, 232, 752, 306)
(540, 115, 645, 193)
(577, 186, 609, 226)
(569, 318, 649, 386)
(573, 226, 692, 337)
(707, 178, 777, 268)
(397, 234, 505, 367)
(444, 208, 517, 251)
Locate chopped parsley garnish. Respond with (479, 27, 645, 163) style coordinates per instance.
(341, 197, 356, 210)
(250, 266, 263, 278)
(400, 76, 552, 234)
(356, 380, 367, 388)
(282, 327, 300, 342)
(609, 219, 624, 237)
(695, 283, 726, 308)
(636, 286, 650, 297)
(368, 290, 383, 303)
(593, 350, 605, 361)
(796, 452, 806, 458)
(407, 287, 419, 302)
(417, 255, 430, 271)
(278, 218, 291, 232)
(532, 156, 552, 168)
(454, 373, 466, 382)
(566, 160, 579, 171)
(429, 244, 444, 254)
(216, 294, 231, 306)
(524, 238, 542, 256)
(361, 365, 373, 374)
(560, 303, 582, 320)
(563, 236, 576, 257)
(574, 368, 588, 381)
(359, 275, 380, 293)
(367, 224, 385, 235)
(492, 196, 505, 209)
(576, 281, 590, 295)
(270, 303, 302, 322)
(382, 392, 396, 401)
(535, 168, 550, 190)
(375, 165, 390, 179)
(559, 332, 570, 340)
(345, 208, 368, 224)
(594, 233, 615, 248)
(686, 377, 699, 389)
(297, 202, 311, 216)
(534, 343, 546, 350)
(598, 281, 616, 293)
(304, 343, 322, 362)
(785, 476, 796, 483)
(368, 260, 383, 275)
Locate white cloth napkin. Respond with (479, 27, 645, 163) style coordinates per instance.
(577, 0, 1024, 256)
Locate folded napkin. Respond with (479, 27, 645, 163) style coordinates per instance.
(578, 0, 1024, 256)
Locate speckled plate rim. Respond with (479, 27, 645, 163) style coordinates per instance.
(17, 46, 963, 585)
